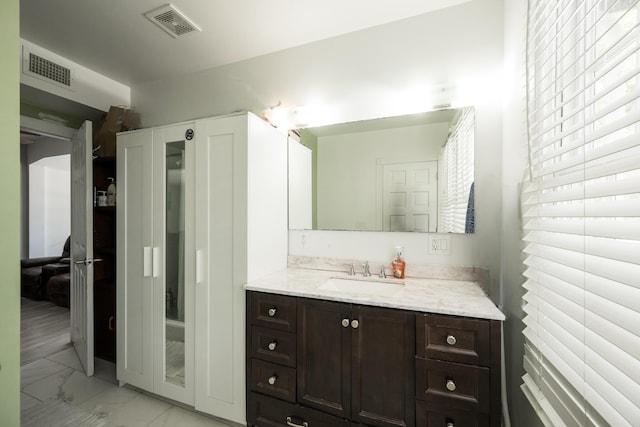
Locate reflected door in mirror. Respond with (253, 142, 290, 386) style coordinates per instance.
(382, 161, 437, 232)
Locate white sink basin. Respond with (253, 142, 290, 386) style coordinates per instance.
(319, 277, 405, 297)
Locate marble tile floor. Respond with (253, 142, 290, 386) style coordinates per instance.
(21, 347, 235, 427)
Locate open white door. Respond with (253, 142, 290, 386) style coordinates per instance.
(70, 120, 95, 376)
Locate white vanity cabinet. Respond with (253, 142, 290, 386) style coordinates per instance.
(116, 112, 288, 424)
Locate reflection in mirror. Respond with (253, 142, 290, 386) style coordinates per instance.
(288, 107, 475, 233)
(165, 141, 185, 387)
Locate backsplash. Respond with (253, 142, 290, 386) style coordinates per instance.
(288, 255, 490, 295)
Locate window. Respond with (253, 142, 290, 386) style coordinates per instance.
(522, 0, 640, 425)
(439, 106, 475, 233)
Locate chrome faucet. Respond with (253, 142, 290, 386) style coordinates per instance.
(362, 261, 371, 277)
(347, 263, 356, 276)
(378, 265, 386, 278)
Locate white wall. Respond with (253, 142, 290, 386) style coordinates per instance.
(28, 154, 70, 257)
(26, 138, 71, 257)
(132, 0, 505, 298)
(133, 0, 504, 129)
(131, 0, 542, 423)
(20, 39, 130, 112)
(316, 122, 447, 230)
(501, 0, 544, 426)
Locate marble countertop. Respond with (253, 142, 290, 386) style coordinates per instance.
(244, 268, 505, 321)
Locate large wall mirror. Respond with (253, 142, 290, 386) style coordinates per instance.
(288, 107, 475, 234)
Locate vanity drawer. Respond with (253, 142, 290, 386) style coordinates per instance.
(416, 358, 490, 413)
(251, 359, 297, 403)
(250, 292, 297, 332)
(416, 314, 491, 366)
(251, 326, 296, 368)
(248, 392, 350, 427)
(416, 400, 490, 427)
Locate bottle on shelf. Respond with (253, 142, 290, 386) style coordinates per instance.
(107, 177, 117, 206)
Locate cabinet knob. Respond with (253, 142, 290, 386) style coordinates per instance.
(446, 335, 457, 346)
(286, 417, 309, 427)
(268, 375, 277, 385)
(351, 320, 359, 329)
(342, 318, 350, 327)
(268, 308, 277, 317)
(446, 379, 456, 392)
(268, 341, 277, 351)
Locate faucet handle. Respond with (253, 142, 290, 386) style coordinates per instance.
(362, 261, 371, 277)
(378, 265, 386, 278)
(346, 263, 356, 276)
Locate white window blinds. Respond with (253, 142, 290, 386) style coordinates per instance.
(522, 0, 640, 425)
(438, 106, 475, 233)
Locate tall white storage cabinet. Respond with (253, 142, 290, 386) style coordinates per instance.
(116, 113, 288, 424)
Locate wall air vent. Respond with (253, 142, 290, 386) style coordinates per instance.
(144, 4, 201, 38)
(22, 47, 75, 90)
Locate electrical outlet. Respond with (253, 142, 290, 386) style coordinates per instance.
(428, 235, 451, 255)
(299, 233, 307, 248)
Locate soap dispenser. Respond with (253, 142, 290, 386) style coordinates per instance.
(392, 246, 406, 279)
(107, 177, 116, 206)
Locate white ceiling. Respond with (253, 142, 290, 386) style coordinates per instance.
(20, 0, 470, 86)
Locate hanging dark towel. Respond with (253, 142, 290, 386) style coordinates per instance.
(465, 182, 475, 233)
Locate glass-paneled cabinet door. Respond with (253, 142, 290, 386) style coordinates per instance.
(165, 140, 185, 386)
(152, 124, 195, 405)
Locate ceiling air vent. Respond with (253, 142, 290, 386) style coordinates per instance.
(144, 4, 201, 38)
(22, 47, 75, 90)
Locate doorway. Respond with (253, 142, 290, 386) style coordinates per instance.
(20, 126, 72, 365)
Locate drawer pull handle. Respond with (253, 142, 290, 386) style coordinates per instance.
(342, 318, 350, 327)
(268, 308, 277, 317)
(268, 375, 277, 385)
(446, 379, 456, 392)
(351, 319, 359, 329)
(268, 341, 277, 351)
(447, 423, 454, 427)
(446, 335, 457, 346)
(286, 416, 308, 427)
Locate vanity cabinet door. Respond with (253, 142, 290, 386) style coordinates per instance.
(297, 298, 415, 427)
(297, 298, 352, 419)
(351, 305, 416, 427)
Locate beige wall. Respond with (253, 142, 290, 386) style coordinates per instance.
(0, 0, 21, 424)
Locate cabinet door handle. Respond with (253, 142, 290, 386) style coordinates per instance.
(152, 247, 160, 278)
(286, 416, 309, 427)
(268, 375, 277, 385)
(446, 422, 454, 427)
(268, 308, 277, 317)
(351, 319, 359, 329)
(446, 379, 456, 392)
(196, 250, 203, 284)
(268, 341, 277, 351)
(143, 247, 152, 277)
(342, 318, 350, 327)
(446, 335, 457, 346)
(108, 316, 115, 331)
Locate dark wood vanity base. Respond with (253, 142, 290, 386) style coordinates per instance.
(246, 290, 502, 427)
